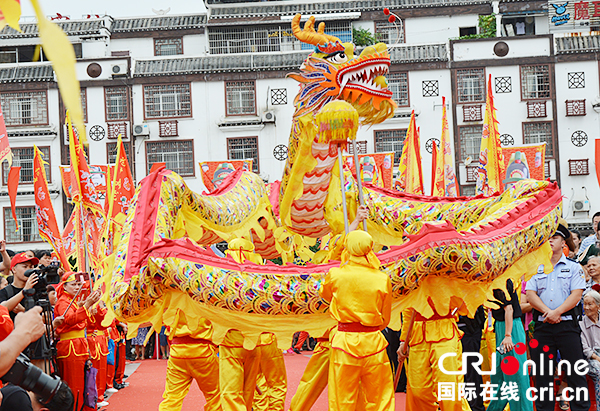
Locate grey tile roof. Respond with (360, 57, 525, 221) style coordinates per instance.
(209, 0, 490, 20)
(555, 35, 600, 54)
(134, 52, 311, 76)
(0, 65, 54, 83)
(389, 43, 448, 62)
(0, 20, 106, 39)
(112, 14, 207, 32)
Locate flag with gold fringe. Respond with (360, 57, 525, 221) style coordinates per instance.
(432, 96, 459, 197)
(7, 166, 19, 231)
(33, 146, 69, 269)
(476, 75, 505, 196)
(396, 111, 424, 195)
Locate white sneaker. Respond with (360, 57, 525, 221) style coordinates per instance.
(97, 401, 109, 408)
(106, 387, 119, 393)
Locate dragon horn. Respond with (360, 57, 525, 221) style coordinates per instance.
(292, 14, 341, 46)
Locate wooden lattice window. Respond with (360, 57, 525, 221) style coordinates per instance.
(0, 91, 48, 126)
(106, 141, 133, 173)
(227, 137, 259, 173)
(566, 100, 586, 116)
(105, 86, 129, 121)
(457, 68, 485, 103)
(458, 125, 483, 162)
(568, 159, 589, 176)
(375, 20, 405, 44)
(154, 37, 183, 56)
(107, 122, 127, 139)
(388, 72, 409, 107)
(545, 161, 550, 179)
(463, 105, 482, 122)
(80, 88, 88, 123)
(2, 146, 50, 185)
(159, 120, 178, 137)
(347, 141, 367, 155)
(527, 101, 547, 118)
(521, 65, 551, 100)
(466, 165, 478, 183)
(146, 140, 195, 176)
(144, 84, 192, 119)
(524, 122, 554, 157)
(374, 129, 407, 165)
(3, 206, 42, 243)
(225, 81, 256, 116)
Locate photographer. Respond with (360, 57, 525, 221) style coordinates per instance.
(0, 252, 39, 319)
(0, 384, 73, 411)
(54, 272, 100, 411)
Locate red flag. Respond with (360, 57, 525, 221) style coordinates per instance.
(7, 166, 20, 230)
(150, 162, 166, 174)
(33, 146, 69, 268)
(430, 140, 438, 196)
(108, 136, 135, 220)
(0, 102, 12, 168)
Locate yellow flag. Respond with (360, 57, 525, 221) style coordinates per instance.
(432, 96, 459, 197)
(30, 0, 86, 143)
(396, 111, 424, 195)
(0, 0, 21, 31)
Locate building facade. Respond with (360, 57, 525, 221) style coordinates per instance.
(0, 0, 598, 250)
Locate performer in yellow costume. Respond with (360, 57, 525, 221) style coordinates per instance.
(320, 230, 394, 411)
(254, 334, 287, 410)
(399, 306, 472, 411)
(159, 309, 221, 411)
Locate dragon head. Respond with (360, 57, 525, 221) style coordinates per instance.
(288, 14, 396, 125)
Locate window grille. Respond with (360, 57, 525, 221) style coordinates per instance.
(159, 120, 178, 137)
(0, 91, 48, 126)
(422, 80, 439, 97)
(374, 129, 406, 165)
(154, 38, 183, 56)
(106, 141, 132, 169)
(457, 69, 485, 103)
(461, 185, 476, 196)
(270, 89, 287, 106)
(146, 140, 194, 176)
(4, 206, 42, 243)
(521, 65, 550, 100)
(226, 81, 256, 116)
(80, 88, 87, 123)
(568, 159, 589, 176)
(462, 105, 482, 122)
(144, 84, 191, 119)
(466, 166, 478, 183)
(346, 141, 367, 155)
(458, 125, 483, 162)
(495, 76, 512, 93)
(105, 86, 129, 121)
(107, 122, 128, 139)
(523, 122, 553, 157)
(2, 147, 50, 185)
(375, 20, 405, 45)
(227, 137, 259, 173)
(568, 72, 585, 89)
(208, 22, 352, 54)
(527, 101, 547, 118)
(566, 100, 586, 116)
(388, 72, 409, 107)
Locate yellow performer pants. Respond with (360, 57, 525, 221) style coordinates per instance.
(406, 337, 471, 411)
(159, 349, 221, 411)
(255, 337, 287, 410)
(289, 341, 330, 411)
(253, 373, 269, 411)
(328, 348, 394, 411)
(219, 345, 261, 411)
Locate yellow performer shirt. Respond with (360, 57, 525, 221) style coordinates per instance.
(320, 260, 392, 358)
(167, 309, 215, 359)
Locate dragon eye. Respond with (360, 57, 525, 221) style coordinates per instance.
(326, 52, 348, 64)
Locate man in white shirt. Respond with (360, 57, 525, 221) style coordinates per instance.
(578, 212, 600, 257)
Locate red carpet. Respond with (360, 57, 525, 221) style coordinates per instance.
(105, 352, 406, 410)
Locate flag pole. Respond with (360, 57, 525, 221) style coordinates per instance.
(351, 140, 368, 232)
(337, 145, 349, 234)
(79, 202, 92, 289)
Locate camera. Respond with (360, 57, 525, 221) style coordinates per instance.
(22, 261, 61, 308)
(2, 354, 73, 409)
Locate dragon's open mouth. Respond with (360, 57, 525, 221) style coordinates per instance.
(336, 57, 393, 98)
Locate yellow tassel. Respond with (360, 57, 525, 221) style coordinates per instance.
(316, 101, 359, 146)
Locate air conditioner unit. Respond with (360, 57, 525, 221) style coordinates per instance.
(111, 63, 127, 77)
(262, 111, 276, 123)
(133, 123, 149, 137)
(573, 199, 591, 212)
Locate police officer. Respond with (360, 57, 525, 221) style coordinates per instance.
(526, 223, 590, 411)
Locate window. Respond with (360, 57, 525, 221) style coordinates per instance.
(502, 17, 535, 36)
(225, 81, 256, 116)
(375, 21, 405, 45)
(388, 72, 409, 107)
(523, 122, 554, 157)
(80, 88, 87, 123)
(374, 129, 406, 165)
(105, 86, 129, 121)
(0, 91, 48, 126)
(458, 125, 483, 163)
(154, 38, 183, 56)
(520, 65, 550, 100)
(459, 27, 477, 37)
(146, 140, 194, 176)
(144, 84, 191, 119)
(2, 147, 50, 185)
(106, 141, 132, 170)
(457, 69, 485, 103)
(4, 207, 42, 243)
(227, 137, 259, 173)
(0, 45, 48, 64)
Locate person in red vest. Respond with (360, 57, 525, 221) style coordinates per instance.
(54, 272, 100, 411)
(105, 319, 121, 394)
(87, 300, 109, 408)
(113, 321, 128, 390)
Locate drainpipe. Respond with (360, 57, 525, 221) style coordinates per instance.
(492, 1, 501, 37)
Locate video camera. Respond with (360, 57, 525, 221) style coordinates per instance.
(2, 353, 74, 410)
(22, 261, 61, 308)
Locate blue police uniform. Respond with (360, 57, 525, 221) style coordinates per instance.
(526, 255, 589, 411)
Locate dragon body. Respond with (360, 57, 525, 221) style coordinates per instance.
(100, 15, 562, 348)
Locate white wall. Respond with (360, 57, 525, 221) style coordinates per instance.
(405, 15, 479, 44)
